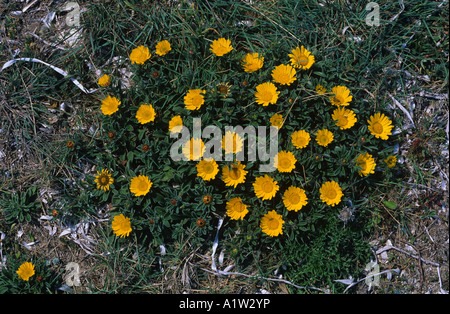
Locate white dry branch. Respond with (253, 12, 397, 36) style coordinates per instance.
(1, 58, 97, 94)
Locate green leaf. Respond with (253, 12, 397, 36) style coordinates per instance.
(382, 201, 397, 210)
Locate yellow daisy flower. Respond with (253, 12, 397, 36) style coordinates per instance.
(155, 40, 171, 56)
(94, 169, 114, 191)
(367, 113, 393, 140)
(222, 161, 247, 188)
(16, 262, 35, 281)
(260, 210, 284, 237)
(291, 130, 311, 149)
(129, 45, 151, 65)
(288, 46, 315, 70)
(226, 197, 249, 220)
(222, 131, 244, 155)
(283, 186, 308, 211)
(332, 107, 357, 130)
(316, 129, 334, 147)
(101, 95, 121, 115)
(196, 159, 219, 181)
(384, 155, 397, 168)
(254, 82, 279, 106)
(216, 82, 232, 98)
(330, 85, 352, 107)
(356, 153, 376, 177)
(320, 180, 343, 206)
(130, 175, 152, 197)
(253, 174, 279, 200)
(316, 84, 327, 94)
(111, 214, 132, 238)
(271, 64, 297, 86)
(210, 38, 233, 56)
(97, 74, 111, 87)
(270, 113, 283, 129)
(169, 115, 183, 133)
(182, 138, 205, 161)
(242, 52, 264, 73)
(136, 104, 156, 124)
(184, 89, 206, 110)
(274, 150, 297, 173)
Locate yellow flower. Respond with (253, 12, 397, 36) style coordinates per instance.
(316, 84, 327, 94)
(291, 130, 311, 149)
(253, 174, 279, 200)
(196, 159, 219, 181)
(356, 153, 376, 177)
(111, 214, 132, 238)
(226, 197, 249, 220)
(16, 262, 35, 281)
(101, 95, 121, 115)
(222, 161, 247, 188)
(182, 138, 205, 161)
(136, 104, 156, 124)
(130, 175, 152, 197)
(184, 89, 206, 110)
(94, 169, 114, 191)
(242, 52, 264, 73)
(367, 113, 393, 140)
(155, 40, 171, 56)
(169, 115, 183, 133)
(384, 155, 397, 168)
(216, 82, 232, 98)
(254, 82, 279, 106)
(283, 186, 308, 211)
(271, 64, 297, 86)
(330, 85, 352, 107)
(274, 150, 297, 173)
(222, 131, 244, 155)
(260, 210, 284, 237)
(97, 74, 111, 87)
(129, 45, 151, 65)
(270, 113, 283, 129)
(332, 107, 357, 130)
(288, 46, 315, 70)
(320, 180, 343, 206)
(210, 38, 233, 56)
(316, 129, 334, 147)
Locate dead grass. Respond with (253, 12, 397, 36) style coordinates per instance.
(1, 0, 448, 294)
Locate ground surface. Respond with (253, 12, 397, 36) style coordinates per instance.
(0, 0, 448, 294)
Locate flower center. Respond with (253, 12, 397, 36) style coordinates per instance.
(262, 181, 274, 193)
(260, 91, 274, 102)
(289, 193, 301, 205)
(229, 167, 241, 180)
(333, 95, 345, 104)
(99, 175, 109, 185)
(279, 157, 291, 169)
(218, 85, 229, 94)
(192, 94, 203, 105)
(338, 116, 348, 126)
(235, 202, 245, 213)
(204, 163, 214, 173)
(268, 218, 279, 230)
(372, 122, 383, 134)
(297, 55, 309, 66)
(278, 74, 290, 83)
(138, 180, 148, 191)
(324, 188, 337, 200)
(358, 160, 367, 171)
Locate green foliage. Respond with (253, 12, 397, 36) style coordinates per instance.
(83, 0, 405, 292)
(1, 0, 446, 293)
(0, 186, 40, 224)
(0, 257, 62, 294)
